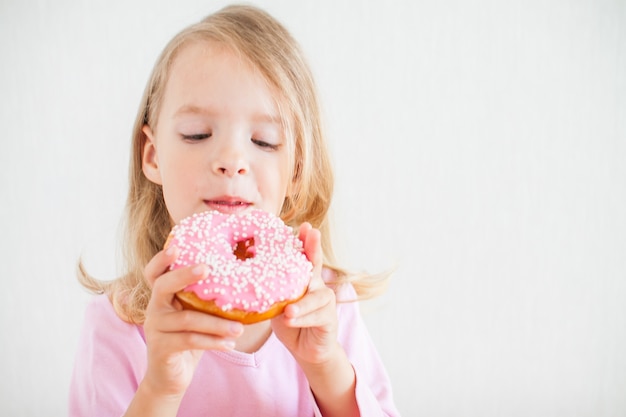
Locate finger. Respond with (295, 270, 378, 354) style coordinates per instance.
(298, 222, 312, 243)
(301, 226, 324, 291)
(143, 245, 180, 288)
(305, 228, 322, 266)
(299, 223, 321, 265)
(157, 309, 244, 338)
(149, 264, 210, 307)
(149, 327, 239, 352)
(296, 223, 324, 293)
(283, 285, 335, 324)
(175, 333, 239, 352)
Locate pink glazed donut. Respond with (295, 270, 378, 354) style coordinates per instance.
(166, 209, 312, 324)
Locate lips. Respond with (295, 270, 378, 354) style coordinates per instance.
(204, 197, 252, 214)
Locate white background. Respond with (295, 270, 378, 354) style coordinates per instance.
(1, 0, 625, 415)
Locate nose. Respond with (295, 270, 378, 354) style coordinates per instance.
(211, 140, 249, 177)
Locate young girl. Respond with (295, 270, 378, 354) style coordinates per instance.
(70, 5, 398, 417)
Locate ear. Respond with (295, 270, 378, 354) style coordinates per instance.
(142, 124, 162, 185)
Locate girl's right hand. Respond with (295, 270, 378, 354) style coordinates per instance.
(140, 245, 244, 399)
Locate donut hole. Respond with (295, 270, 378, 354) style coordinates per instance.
(233, 237, 256, 260)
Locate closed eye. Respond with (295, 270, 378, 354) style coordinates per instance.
(251, 138, 280, 151)
(182, 133, 211, 141)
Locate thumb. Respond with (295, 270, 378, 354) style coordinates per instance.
(143, 245, 180, 288)
(299, 223, 323, 287)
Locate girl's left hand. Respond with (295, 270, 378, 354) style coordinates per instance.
(273, 223, 359, 417)
(272, 223, 340, 365)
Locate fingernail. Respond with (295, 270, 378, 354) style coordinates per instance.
(230, 322, 243, 335)
(165, 245, 178, 256)
(192, 265, 207, 276)
(288, 304, 299, 317)
(222, 340, 236, 350)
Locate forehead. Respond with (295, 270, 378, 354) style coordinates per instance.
(158, 41, 280, 122)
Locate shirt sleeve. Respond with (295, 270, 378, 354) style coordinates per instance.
(68, 294, 147, 417)
(332, 283, 401, 417)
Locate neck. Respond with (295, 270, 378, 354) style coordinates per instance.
(235, 320, 273, 353)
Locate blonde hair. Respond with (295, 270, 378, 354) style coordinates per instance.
(79, 4, 388, 323)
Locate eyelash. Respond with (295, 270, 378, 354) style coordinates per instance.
(252, 139, 280, 151)
(182, 133, 211, 141)
(181, 134, 279, 151)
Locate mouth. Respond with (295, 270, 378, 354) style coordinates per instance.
(204, 197, 252, 214)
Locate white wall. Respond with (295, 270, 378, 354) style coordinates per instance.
(1, 0, 625, 415)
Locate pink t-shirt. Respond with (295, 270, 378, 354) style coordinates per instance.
(69, 283, 399, 416)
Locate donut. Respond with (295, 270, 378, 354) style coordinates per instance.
(165, 209, 312, 324)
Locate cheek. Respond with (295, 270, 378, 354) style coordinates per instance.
(159, 153, 202, 204)
(256, 159, 290, 209)
(274, 155, 292, 196)
(160, 146, 203, 182)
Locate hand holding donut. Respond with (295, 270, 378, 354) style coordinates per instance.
(271, 222, 341, 365)
(139, 247, 244, 400)
(136, 211, 355, 415)
(163, 209, 342, 367)
(272, 223, 358, 416)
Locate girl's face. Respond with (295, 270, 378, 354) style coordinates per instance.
(142, 41, 291, 224)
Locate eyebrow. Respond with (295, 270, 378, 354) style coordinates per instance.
(174, 104, 281, 125)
